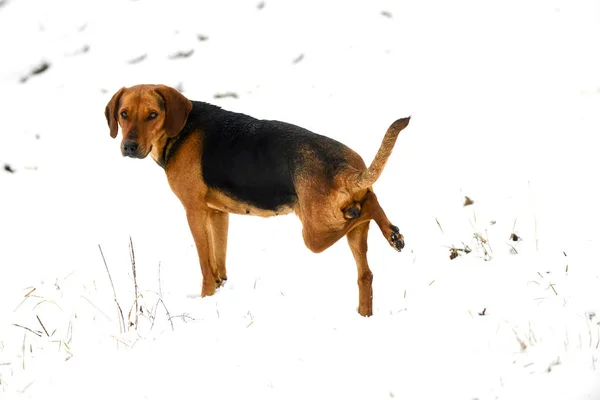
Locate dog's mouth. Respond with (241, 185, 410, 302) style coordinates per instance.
(121, 141, 151, 159)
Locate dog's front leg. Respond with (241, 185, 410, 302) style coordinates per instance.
(186, 208, 218, 297)
(208, 210, 229, 287)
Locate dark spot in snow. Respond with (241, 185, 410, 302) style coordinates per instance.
(257, 1, 265, 10)
(463, 196, 474, 206)
(197, 34, 209, 42)
(214, 92, 239, 99)
(20, 61, 50, 83)
(450, 248, 459, 260)
(31, 62, 50, 75)
(292, 54, 304, 64)
(169, 49, 194, 60)
(67, 45, 90, 57)
(127, 54, 147, 64)
(381, 10, 393, 18)
(4, 164, 15, 173)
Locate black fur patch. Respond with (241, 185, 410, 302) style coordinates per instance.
(182, 101, 349, 211)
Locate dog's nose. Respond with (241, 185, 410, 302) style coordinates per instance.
(122, 140, 139, 157)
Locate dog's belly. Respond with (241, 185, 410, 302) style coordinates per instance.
(201, 147, 298, 212)
(205, 189, 295, 217)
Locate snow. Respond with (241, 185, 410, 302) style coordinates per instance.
(1, 0, 600, 398)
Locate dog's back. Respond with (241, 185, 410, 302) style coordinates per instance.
(189, 101, 361, 212)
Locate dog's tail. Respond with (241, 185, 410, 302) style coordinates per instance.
(350, 116, 411, 190)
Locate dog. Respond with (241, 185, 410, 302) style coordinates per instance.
(105, 84, 410, 316)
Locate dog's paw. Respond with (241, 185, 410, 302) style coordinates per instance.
(216, 276, 228, 288)
(390, 225, 404, 252)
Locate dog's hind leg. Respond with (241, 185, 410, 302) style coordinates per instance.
(346, 221, 373, 316)
(361, 191, 405, 252)
(299, 190, 403, 254)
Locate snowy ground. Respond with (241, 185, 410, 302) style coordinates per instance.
(1, 0, 600, 398)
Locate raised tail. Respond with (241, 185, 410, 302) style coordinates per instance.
(351, 116, 410, 190)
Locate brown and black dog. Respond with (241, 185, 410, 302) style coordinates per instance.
(105, 84, 410, 316)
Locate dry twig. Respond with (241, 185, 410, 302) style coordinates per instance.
(98, 244, 125, 333)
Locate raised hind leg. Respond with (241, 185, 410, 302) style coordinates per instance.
(361, 191, 404, 252)
(300, 190, 404, 253)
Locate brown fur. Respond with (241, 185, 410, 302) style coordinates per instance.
(105, 84, 410, 316)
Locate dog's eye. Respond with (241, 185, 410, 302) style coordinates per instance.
(147, 112, 158, 121)
(120, 110, 128, 119)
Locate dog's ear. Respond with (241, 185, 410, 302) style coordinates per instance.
(105, 87, 126, 138)
(155, 85, 193, 138)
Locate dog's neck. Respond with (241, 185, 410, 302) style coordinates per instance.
(154, 128, 192, 169)
(157, 136, 176, 169)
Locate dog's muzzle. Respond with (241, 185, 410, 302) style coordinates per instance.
(122, 140, 140, 158)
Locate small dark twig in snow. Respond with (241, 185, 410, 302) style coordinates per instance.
(151, 298, 174, 331)
(129, 236, 139, 330)
(98, 244, 125, 334)
(292, 54, 304, 64)
(214, 92, 239, 99)
(127, 54, 147, 64)
(169, 49, 194, 60)
(36, 315, 49, 337)
(20, 61, 50, 83)
(435, 217, 444, 233)
(12, 324, 42, 338)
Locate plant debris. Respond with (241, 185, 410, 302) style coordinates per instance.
(169, 49, 194, 60)
(449, 245, 471, 260)
(292, 53, 304, 64)
(214, 92, 239, 99)
(127, 54, 147, 64)
(20, 61, 50, 83)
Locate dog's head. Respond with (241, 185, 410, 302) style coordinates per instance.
(105, 85, 192, 159)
